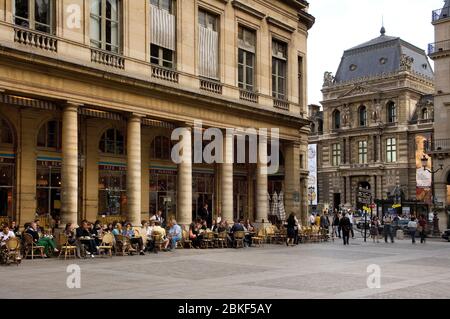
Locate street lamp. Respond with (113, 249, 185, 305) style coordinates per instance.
(308, 186, 315, 214)
(421, 154, 444, 235)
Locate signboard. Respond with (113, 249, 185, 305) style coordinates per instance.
(357, 187, 372, 205)
(307, 144, 318, 206)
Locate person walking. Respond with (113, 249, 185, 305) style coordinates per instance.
(309, 212, 316, 226)
(383, 214, 394, 243)
(332, 212, 340, 241)
(320, 212, 330, 240)
(418, 215, 427, 244)
(348, 210, 355, 239)
(286, 213, 296, 246)
(408, 217, 418, 244)
(370, 216, 380, 243)
(339, 213, 351, 246)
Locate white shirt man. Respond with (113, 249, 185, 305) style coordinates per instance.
(348, 212, 354, 225)
(0, 229, 15, 245)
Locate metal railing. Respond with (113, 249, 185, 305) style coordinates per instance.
(91, 48, 125, 69)
(428, 40, 450, 55)
(432, 7, 450, 22)
(151, 65, 179, 83)
(14, 27, 57, 52)
(425, 139, 450, 152)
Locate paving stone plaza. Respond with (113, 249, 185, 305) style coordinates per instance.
(3, 238, 450, 299)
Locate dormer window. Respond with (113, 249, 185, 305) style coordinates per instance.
(422, 108, 429, 120)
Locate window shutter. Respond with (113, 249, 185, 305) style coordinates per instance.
(151, 5, 176, 51)
(199, 26, 219, 79)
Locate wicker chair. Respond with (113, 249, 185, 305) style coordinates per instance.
(23, 233, 45, 259)
(233, 231, 245, 248)
(98, 233, 114, 257)
(216, 231, 228, 248)
(152, 232, 165, 252)
(2, 238, 22, 265)
(114, 234, 135, 256)
(201, 232, 215, 249)
(58, 233, 77, 260)
(251, 228, 264, 247)
(182, 229, 194, 249)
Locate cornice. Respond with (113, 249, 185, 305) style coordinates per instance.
(232, 0, 266, 19)
(266, 16, 296, 33)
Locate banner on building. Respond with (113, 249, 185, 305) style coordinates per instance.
(415, 134, 432, 204)
(308, 144, 318, 206)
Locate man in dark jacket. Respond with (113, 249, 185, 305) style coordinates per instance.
(199, 203, 212, 228)
(339, 214, 351, 246)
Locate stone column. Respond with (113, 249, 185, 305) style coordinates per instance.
(127, 114, 142, 226)
(61, 103, 79, 226)
(221, 130, 233, 223)
(284, 142, 301, 218)
(256, 136, 268, 222)
(345, 176, 351, 205)
(177, 127, 192, 226)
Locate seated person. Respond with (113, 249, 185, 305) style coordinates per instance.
(0, 226, 15, 246)
(145, 220, 157, 253)
(168, 220, 182, 250)
(112, 223, 123, 236)
(211, 219, 219, 233)
(75, 220, 97, 257)
(243, 219, 255, 232)
(153, 221, 170, 251)
(64, 223, 81, 258)
(10, 221, 20, 237)
(189, 222, 201, 248)
(25, 221, 58, 257)
(217, 221, 227, 233)
(123, 223, 145, 255)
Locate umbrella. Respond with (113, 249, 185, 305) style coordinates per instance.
(278, 191, 286, 221)
(271, 192, 279, 217)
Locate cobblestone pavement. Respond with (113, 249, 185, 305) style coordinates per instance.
(2, 237, 450, 299)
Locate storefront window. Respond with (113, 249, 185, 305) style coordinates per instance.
(0, 159, 15, 217)
(36, 161, 61, 217)
(233, 177, 248, 220)
(149, 169, 177, 220)
(192, 173, 214, 221)
(98, 165, 127, 216)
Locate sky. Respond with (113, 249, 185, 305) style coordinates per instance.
(307, 0, 445, 106)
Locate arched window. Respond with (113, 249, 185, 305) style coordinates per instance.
(37, 120, 62, 149)
(359, 105, 367, 127)
(332, 110, 341, 130)
(387, 101, 397, 123)
(422, 108, 429, 120)
(151, 136, 171, 160)
(0, 118, 13, 144)
(99, 128, 125, 155)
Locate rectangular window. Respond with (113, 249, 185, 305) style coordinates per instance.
(300, 154, 304, 169)
(332, 143, 341, 167)
(198, 9, 219, 79)
(238, 26, 256, 91)
(150, 0, 176, 68)
(90, 0, 121, 53)
(358, 140, 368, 164)
(298, 56, 303, 105)
(386, 138, 397, 163)
(272, 39, 287, 100)
(13, 0, 54, 34)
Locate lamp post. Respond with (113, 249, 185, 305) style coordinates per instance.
(421, 154, 443, 235)
(308, 186, 315, 214)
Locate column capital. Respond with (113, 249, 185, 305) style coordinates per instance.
(64, 101, 83, 112)
(128, 113, 146, 120)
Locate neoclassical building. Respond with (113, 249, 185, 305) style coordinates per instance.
(0, 0, 314, 228)
(309, 27, 437, 219)
(428, 0, 450, 229)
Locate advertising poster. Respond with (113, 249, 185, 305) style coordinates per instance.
(308, 144, 318, 206)
(415, 134, 432, 204)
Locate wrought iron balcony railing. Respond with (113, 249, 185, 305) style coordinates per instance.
(432, 6, 450, 22)
(425, 139, 450, 153)
(428, 40, 450, 55)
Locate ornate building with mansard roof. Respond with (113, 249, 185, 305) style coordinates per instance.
(309, 27, 436, 219)
(0, 0, 315, 228)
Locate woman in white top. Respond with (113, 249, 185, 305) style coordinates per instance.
(408, 217, 418, 244)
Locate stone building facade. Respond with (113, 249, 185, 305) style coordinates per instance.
(0, 0, 314, 227)
(428, 1, 450, 228)
(309, 28, 436, 218)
